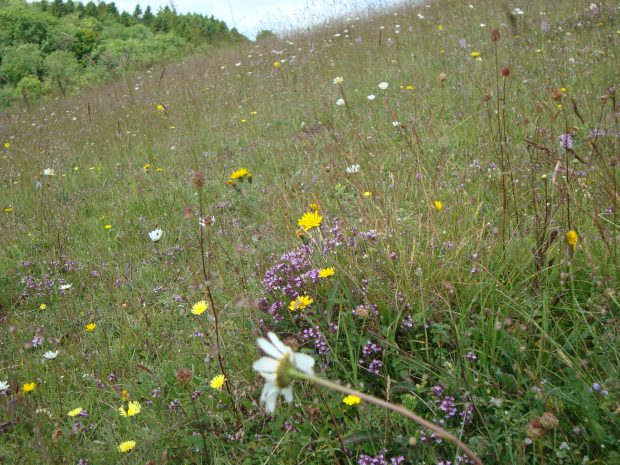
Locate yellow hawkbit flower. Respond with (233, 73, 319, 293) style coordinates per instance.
(121, 389, 129, 402)
(143, 164, 151, 171)
(3, 142, 9, 149)
(117, 440, 136, 453)
(4, 207, 13, 214)
(39, 303, 46, 310)
(343, 395, 361, 406)
(119, 401, 141, 417)
(437, 24, 443, 31)
(406, 85, 414, 91)
(363, 191, 372, 197)
(210, 374, 226, 390)
(86, 322, 96, 331)
(470, 51, 480, 58)
(434, 200, 443, 211)
(297, 211, 323, 230)
(67, 407, 83, 417)
(566, 230, 578, 250)
(273, 61, 281, 68)
(156, 104, 165, 111)
(289, 295, 314, 311)
(191, 300, 208, 315)
(318, 267, 335, 278)
(104, 224, 112, 230)
(22, 382, 36, 393)
(229, 168, 250, 180)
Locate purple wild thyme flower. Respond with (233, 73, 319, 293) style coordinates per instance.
(559, 133, 574, 149)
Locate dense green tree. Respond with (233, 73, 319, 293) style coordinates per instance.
(44, 50, 79, 95)
(142, 6, 153, 26)
(132, 4, 142, 21)
(72, 27, 100, 61)
(16, 75, 49, 103)
(0, 43, 44, 85)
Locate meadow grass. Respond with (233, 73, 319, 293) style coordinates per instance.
(1, 0, 619, 464)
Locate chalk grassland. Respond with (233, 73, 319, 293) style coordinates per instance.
(0, 1, 618, 464)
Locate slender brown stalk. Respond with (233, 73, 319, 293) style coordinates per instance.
(293, 370, 483, 465)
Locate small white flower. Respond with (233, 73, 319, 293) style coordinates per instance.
(59, 284, 72, 291)
(199, 216, 215, 228)
(513, 7, 524, 15)
(392, 121, 400, 127)
(336, 98, 345, 106)
(346, 164, 360, 174)
(148, 228, 163, 242)
(43, 168, 56, 176)
(367, 94, 376, 101)
(378, 82, 389, 90)
(0, 381, 9, 392)
(480, 23, 486, 27)
(333, 76, 344, 85)
(252, 332, 315, 414)
(44, 350, 59, 360)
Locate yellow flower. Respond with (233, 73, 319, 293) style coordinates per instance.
(86, 322, 96, 331)
(229, 168, 250, 180)
(156, 104, 165, 111)
(289, 295, 314, 311)
(210, 374, 226, 390)
(566, 230, 578, 250)
(67, 407, 83, 417)
(437, 24, 443, 31)
(121, 389, 129, 402)
(319, 267, 335, 278)
(343, 395, 361, 406)
(273, 61, 281, 68)
(22, 382, 36, 393)
(4, 207, 13, 214)
(143, 163, 151, 171)
(308, 203, 320, 212)
(117, 440, 136, 453)
(3, 142, 9, 149)
(406, 85, 414, 91)
(470, 51, 480, 58)
(104, 224, 112, 230)
(363, 191, 372, 197)
(241, 118, 247, 123)
(39, 303, 46, 310)
(191, 300, 208, 315)
(434, 200, 443, 211)
(297, 211, 323, 230)
(119, 401, 141, 417)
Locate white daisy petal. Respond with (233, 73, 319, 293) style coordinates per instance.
(257, 337, 282, 359)
(267, 332, 290, 355)
(294, 353, 316, 374)
(281, 386, 294, 403)
(252, 357, 279, 373)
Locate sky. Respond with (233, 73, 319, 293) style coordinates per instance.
(111, 0, 405, 39)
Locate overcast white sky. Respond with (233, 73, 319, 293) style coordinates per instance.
(111, 0, 405, 39)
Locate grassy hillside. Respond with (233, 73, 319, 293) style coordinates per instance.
(1, 0, 619, 464)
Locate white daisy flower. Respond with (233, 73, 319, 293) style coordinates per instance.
(59, 284, 72, 291)
(44, 350, 59, 360)
(252, 332, 315, 414)
(346, 164, 360, 174)
(333, 76, 344, 85)
(336, 98, 345, 106)
(0, 380, 9, 392)
(378, 82, 389, 90)
(148, 228, 163, 242)
(43, 168, 56, 176)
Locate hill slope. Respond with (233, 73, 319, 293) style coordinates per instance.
(1, 0, 619, 464)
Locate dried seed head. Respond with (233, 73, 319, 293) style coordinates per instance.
(176, 367, 193, 385)
(438, 72, 447, 82)
(491, 28, 501, 42)
(502, 65, 511, 77)
(192, 171, 205, 188)
(539, 412, 559, 429)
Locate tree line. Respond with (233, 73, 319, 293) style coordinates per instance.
(0, 0, 247, 107)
